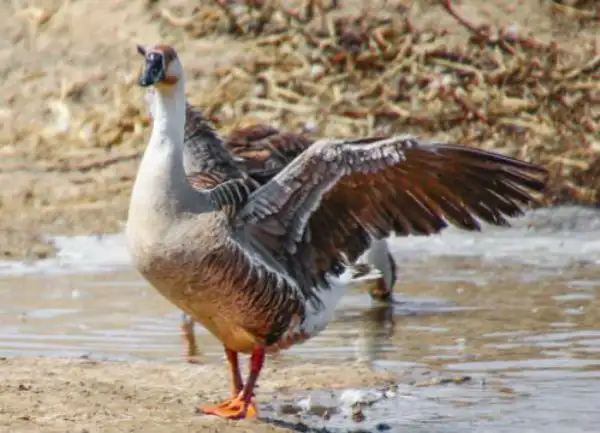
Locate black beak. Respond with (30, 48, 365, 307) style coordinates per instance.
(138, 51, 165, 88)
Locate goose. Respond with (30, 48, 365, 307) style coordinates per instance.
(145, 90, 398, 360)
(172, 103, 398, 362)
(127, 44, 548, 420)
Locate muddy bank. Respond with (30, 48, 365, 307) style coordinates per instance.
(0, 356, 414, 433)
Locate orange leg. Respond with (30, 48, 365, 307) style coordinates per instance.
(368, 251, 397, 304)
(200, 347, 264, 420)
(226, 348, 244, 396)
(181, 313, 200, 363)
(367, 278, 394, 303)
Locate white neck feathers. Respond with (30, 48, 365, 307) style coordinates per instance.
(149, 80, 186, 150)
(127, 76, 208, 247)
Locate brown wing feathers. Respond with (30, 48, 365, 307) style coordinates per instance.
(338, 141, 546, 239)
(183, 104, 547, 305)
(226, 124, 313, 182)
(236, 136, 547, 302)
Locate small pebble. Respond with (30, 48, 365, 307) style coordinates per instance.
(292, 422, 309, 432)
(351, 406, 365, 423)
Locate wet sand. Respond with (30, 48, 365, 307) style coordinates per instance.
(0, 357, 402, 433)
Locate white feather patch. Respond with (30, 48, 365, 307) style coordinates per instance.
(295, 265, 382, 337)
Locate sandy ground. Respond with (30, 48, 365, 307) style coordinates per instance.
(0, 356, 408, 433)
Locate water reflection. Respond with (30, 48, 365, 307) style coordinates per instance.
(1, 258, 599, 370)
(352, 304, 396, 364)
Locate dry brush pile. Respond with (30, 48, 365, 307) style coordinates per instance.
(155, 0, 600, 205)
(10, 0, 600, 206)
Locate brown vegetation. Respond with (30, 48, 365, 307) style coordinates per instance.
(0, 0, 598, 258)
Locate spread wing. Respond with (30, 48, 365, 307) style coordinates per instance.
(234, 135, 548, 304)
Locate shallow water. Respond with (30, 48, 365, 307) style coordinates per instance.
(1, 206, 600, 432)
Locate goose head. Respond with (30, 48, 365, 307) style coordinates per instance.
(137, 44, 183, 90)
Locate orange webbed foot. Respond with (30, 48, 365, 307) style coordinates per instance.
(199, 398, 235, 414)
(200, 347, 263, 420)
(200, 396, 258, 420)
